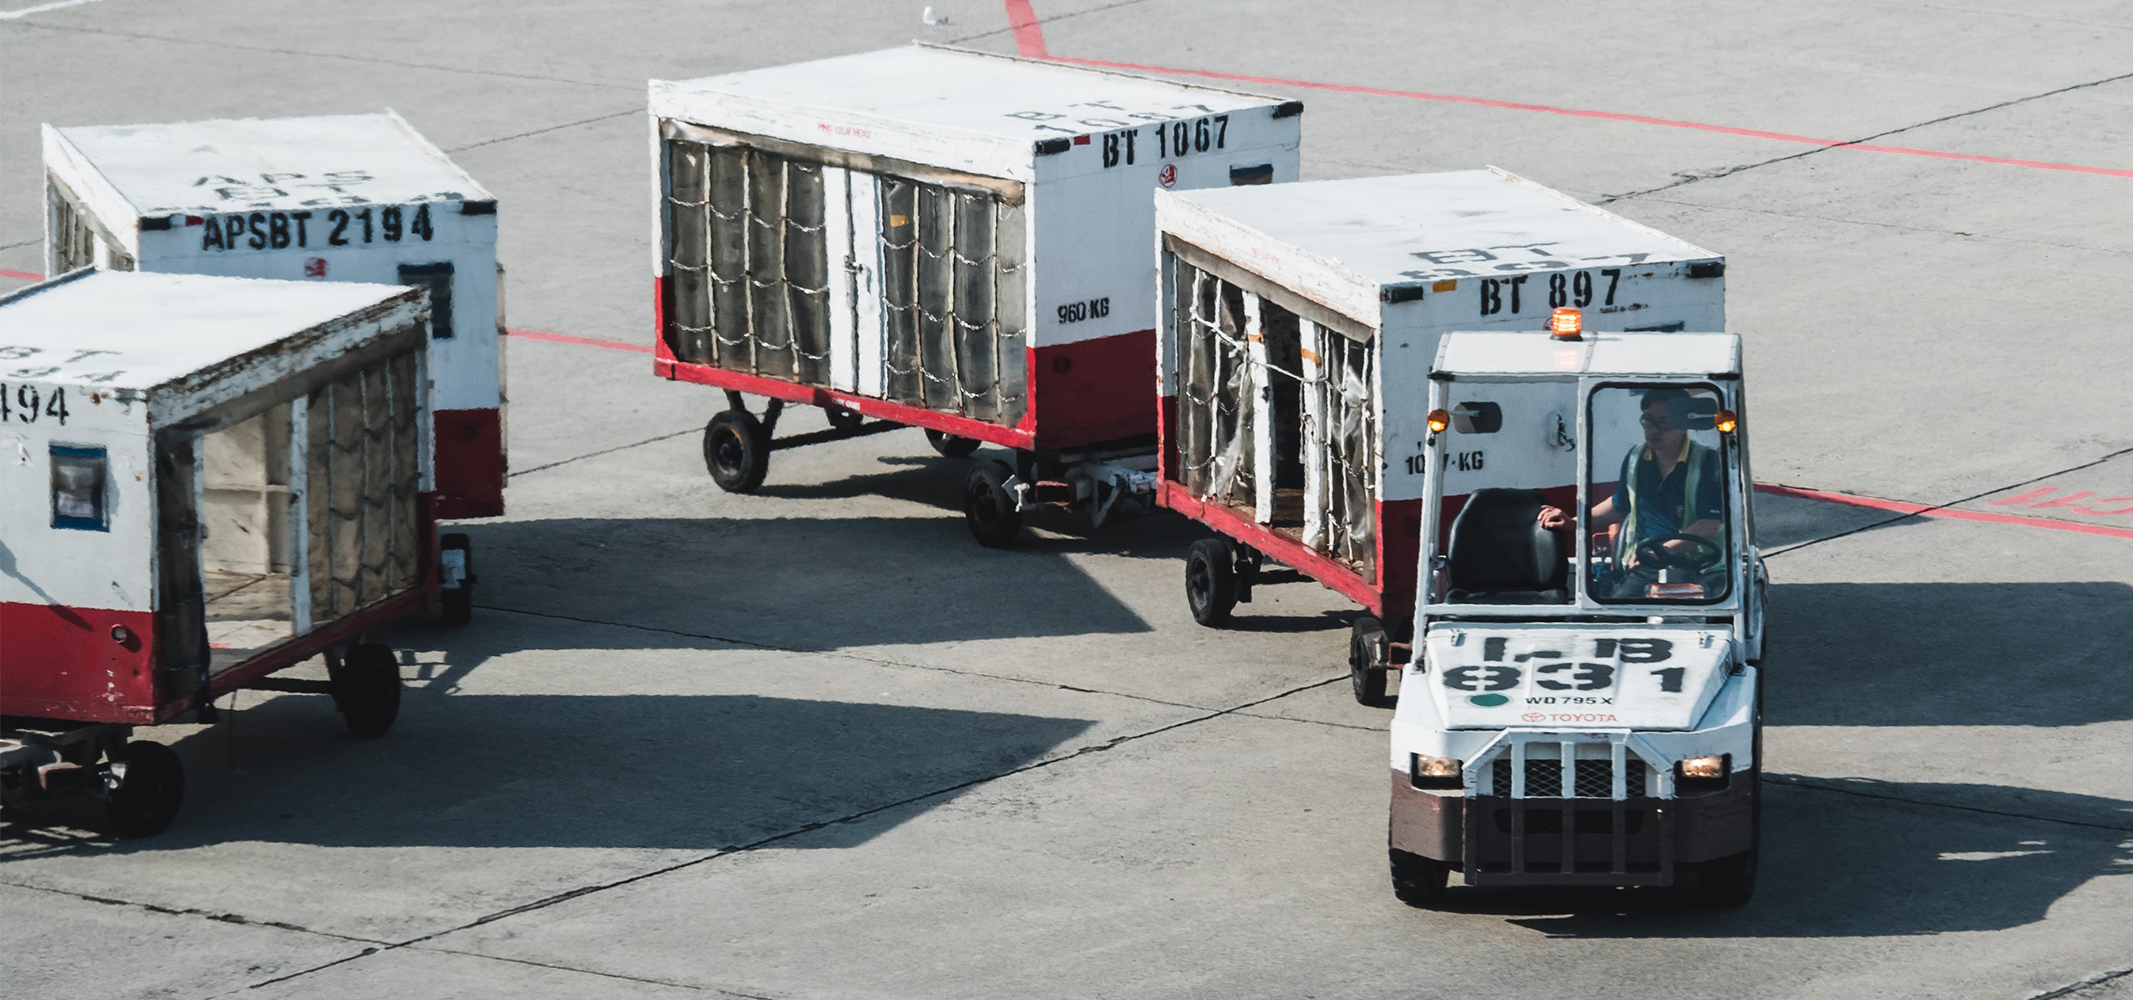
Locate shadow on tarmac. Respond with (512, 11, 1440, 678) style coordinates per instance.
(1426, 777, 2133, 937)
(1765, 580, 2133, 727)
(465, 513, 1159, 651)
(2, 691, 1094, 853)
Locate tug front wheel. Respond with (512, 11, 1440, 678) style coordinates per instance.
(963, 460, 1023, 548)
(1389, 849, 1449, 907)
(332, 643, 403, 740)
(704, 409, 770, 493)
(105, 740, 184, 838)
(1184, 537, 1238, 627)
(1350, 616, 1391, 707)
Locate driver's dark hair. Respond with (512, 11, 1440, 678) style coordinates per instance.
(1639, 388, 1688, 411)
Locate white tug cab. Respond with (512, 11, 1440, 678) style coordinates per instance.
(1386, 314, 1765, 906)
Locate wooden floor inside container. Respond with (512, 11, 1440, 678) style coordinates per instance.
(205, 570, 293, 673)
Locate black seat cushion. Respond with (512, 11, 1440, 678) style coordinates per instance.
(1444, 488, 1569, 604)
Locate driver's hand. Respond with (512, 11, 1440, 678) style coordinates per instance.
(1537, 506, 1569, 530)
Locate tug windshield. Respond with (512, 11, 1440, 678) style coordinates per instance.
(1581, 384, 1732, 603)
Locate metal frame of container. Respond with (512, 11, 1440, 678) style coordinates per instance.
(40, 111, 508, 520)
(0, 271, 454, 835)
(1153, 169, 1728, 659)
(647, 45, 1300, 543)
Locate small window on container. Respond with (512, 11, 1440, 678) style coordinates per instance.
(51, 445, 108, 531)
(399, 262, 455, 340)
(1229, 164, 1274, 186)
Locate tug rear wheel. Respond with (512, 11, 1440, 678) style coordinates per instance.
(704, 409, 770, 493)
(926, 427, 980, 458)
(332, 643, 403, 740)
(1389, 849, 1449, 907)
(1350, 616, 1391, 707)
(105, 740, 184, 838)
(1184, 537, 1238, 627)
(963, 460, 1023, 548)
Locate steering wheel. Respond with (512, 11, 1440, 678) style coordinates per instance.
(1632, 533, 1725, 574)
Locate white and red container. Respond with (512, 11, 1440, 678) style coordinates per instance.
(41, 112, 507, 518)
(0, 270, 465, 836)
(648, 45, 1300, 543)
(1153, 169, 1727, 667)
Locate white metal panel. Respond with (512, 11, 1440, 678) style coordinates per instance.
(1164, 169, 1720, 294)
(1434, 331, 1740, 377)
(822, 166, 858, 392)
(41, 124, 143, 259)
(650, 46, 1286, 183)
(849, 172, 886, 398)
(1245, 293, 1272, 523)
(1300, 319, 1326, 549)
(1155, 187, 1381, 331)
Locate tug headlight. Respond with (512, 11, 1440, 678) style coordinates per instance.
(1678, 755, 1728, 780)
(1411, 754, 1463, 789)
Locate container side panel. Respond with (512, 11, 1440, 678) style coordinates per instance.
(785, 159, 832, 386)
(880, 179, 922, 406)
(850, 173, 886, 397)
(666, 140, 714, 363)
(708, 145, 754, 372)
(822, 166, 857, 393)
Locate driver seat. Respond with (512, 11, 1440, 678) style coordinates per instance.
(1444, 488, 1569, 604)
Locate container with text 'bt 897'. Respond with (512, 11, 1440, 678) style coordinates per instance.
(40, 112, 507, 519)
(0, 270, 475, 838)
(648, 44, 1300, 546)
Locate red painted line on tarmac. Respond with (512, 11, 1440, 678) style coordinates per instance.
(503, 327, 653, 354)
(1754, 483, 2133, 539)
(0, 269, 45, 281)
(1004, 0, 1049, 58)
(1006, 1, 2132, 180)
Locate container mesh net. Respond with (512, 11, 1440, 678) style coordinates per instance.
(306, 348, 422, 622)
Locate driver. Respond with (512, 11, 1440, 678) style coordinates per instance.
(1537, 388, 1723, 574)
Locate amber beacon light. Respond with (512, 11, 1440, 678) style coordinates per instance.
(1548, 307, 1583, 339)
(1714, 409, 1739, 434)
(1426, 409, 1451, 434)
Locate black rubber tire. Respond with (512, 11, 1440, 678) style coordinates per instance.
(106, 740, 184, 838)
(963, 460, 1024, 548)
(926, 427, 981, 458)
(826, 406, 865, 432)
(1697, 844, 1759, 907)
(1350, 615, 1391, 707)
(439, 532, 473, 626)
(1184, 537, 1239, 627)
(1390, 849, 1449, 907)
(703, 409, 770, 493)
(332, 643, 403, 740)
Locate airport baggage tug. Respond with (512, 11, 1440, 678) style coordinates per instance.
(648, 45, 1300, 545)
(1387, 328, 1764, 905)
(0, 271, 454, 837)
(42, 112, 508, 530)
(1151, 169, 1724, 702)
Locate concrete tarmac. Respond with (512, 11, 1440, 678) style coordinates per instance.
(3, 2, 2131, 997)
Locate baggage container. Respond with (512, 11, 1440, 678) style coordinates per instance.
(0, 270, 467, 837)
(649, 45, 1300, 545)
(1152, 169, 1726, 695)
(41, 112, 508, 518)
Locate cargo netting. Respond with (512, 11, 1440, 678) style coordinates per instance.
(1175, 263, 1374, 572)
(663, 138, 1027, 426)
(306, 348, 422, 621)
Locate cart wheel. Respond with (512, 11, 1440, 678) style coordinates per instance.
(1696, 845, 1759, 907)
(926, 427, 981, 458)
(105, 740, 184, 838)
(1184, 537, 1238, 627)
(963, 460, 1023, 548)
(826, 406, 865, 432)
(440, 532, 474, 626)
(331, 643, 402, 740)
(1350, 615, 1391, 707)
(1389, 849, 1449, 907)
(704, 409, 770, 493)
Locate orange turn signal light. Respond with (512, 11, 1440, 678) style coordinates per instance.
(1714, 408, 1738, 434)
(1548, 307, 1583, 339)
(1426, 409, 1450, 434)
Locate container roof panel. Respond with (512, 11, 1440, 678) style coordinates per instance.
(654, 46, 1280, 142)
(1168, 170, 1720, 289)
(0, 272, 412, 391)
(1436, 331, 1740, 377)
(50, 113, 491, 216)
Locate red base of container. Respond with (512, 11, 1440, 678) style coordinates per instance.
(433, 408, 505, 519)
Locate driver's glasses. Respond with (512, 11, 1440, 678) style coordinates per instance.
(1585, 384, 1733, 603)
